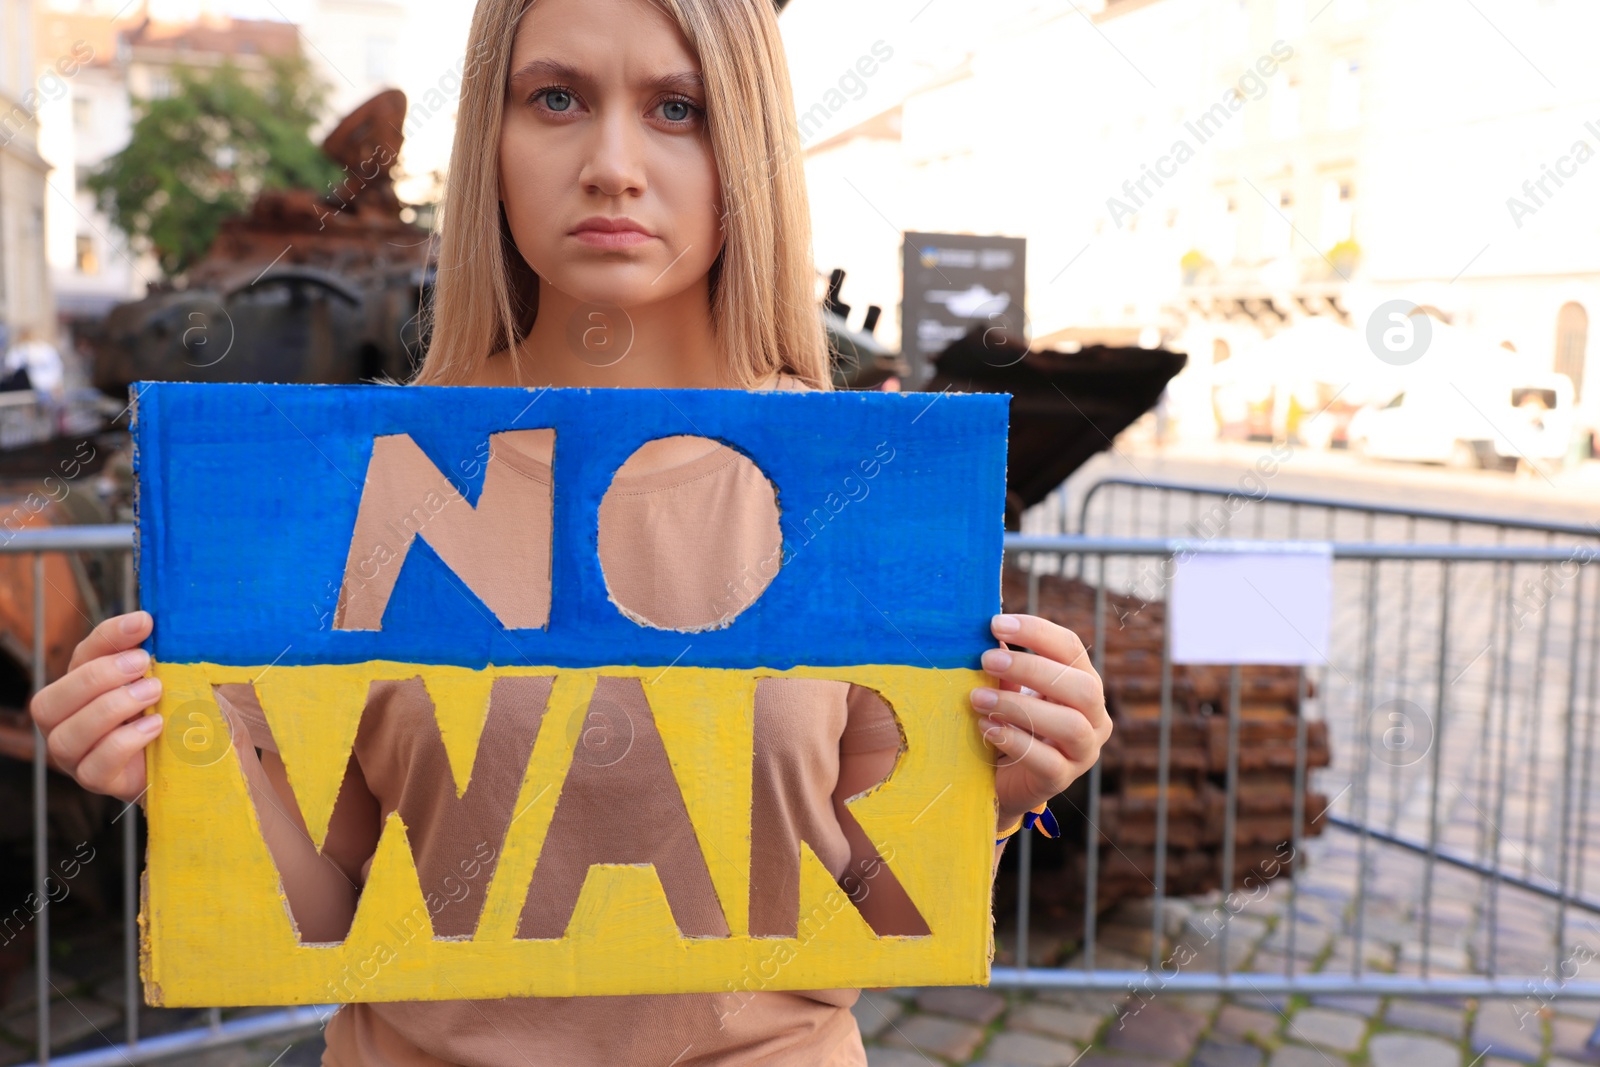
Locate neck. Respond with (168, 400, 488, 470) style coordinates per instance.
(502, 278, 725, 389)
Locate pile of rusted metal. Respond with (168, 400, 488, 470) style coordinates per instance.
(1002, 565, 1331, 904)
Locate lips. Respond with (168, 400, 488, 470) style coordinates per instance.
(571, 216, 656, 250)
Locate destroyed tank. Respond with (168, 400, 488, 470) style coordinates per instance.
(88, 90, 432, 392)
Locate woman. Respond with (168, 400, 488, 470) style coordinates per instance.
(30, 0, 1111, 1062)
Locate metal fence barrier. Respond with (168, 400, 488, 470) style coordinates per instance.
(1000, 477, 1600, 996)
(1070, 474, 1600, 548)
(997, 532, 1600, 1005)
(3, 527, 335, 1066)
(7, 514, 1600, 1063)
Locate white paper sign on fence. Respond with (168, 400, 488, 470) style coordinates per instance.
(1169, 544, 1334, 666)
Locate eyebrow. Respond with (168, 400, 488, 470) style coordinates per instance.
(508, 58, 705, 97)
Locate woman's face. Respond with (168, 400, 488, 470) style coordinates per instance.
(500, 0, 724, 313)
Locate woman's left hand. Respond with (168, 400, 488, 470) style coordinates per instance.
(969, 613, 1112, 836)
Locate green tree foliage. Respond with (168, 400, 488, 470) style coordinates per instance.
(88, 56, 341, 278)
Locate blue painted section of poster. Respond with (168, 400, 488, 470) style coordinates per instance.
(134, 383, 1009, 670)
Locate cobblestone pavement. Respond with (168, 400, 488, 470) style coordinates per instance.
(858, 826, 1600, 1067)
(858, 975, 1600, 1067)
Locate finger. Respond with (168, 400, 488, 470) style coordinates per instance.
(991, 614, 1095, 674)
(71, 716, 161, 803)
(979, 647, 1105, 726)
(978, 714, 1076, 795)
(970, 687, 1104, 764)
(32, 646, 153, 734)
(68, 612, 151, 674)
(994, 639, 1022, 693)
(45, 675, 163, 776)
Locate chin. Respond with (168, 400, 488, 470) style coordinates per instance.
(545, 265, 689, 309)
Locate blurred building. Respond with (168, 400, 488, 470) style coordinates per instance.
(798, 0, 1600, 434)
(118, 8, 299, 100)
(0, 0, 56, 343)
(33, 0, 305, 320)
(35, 1, 138, 319)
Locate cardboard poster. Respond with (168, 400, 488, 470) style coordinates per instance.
(134, 383, 1009, 1005)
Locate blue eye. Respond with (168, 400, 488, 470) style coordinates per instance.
(544, 89, 574, 112)
(662, 100, 690, 122)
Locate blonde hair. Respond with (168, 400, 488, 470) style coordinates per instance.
(414, 0, 830, 391)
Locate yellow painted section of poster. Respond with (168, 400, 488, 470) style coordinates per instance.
(140, 662, 994, 1005)
(648, 670, 758, 939)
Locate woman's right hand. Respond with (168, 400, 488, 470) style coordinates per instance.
(29, 611, 164, 804)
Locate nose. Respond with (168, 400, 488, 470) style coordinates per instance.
(579, 105, 648, 200)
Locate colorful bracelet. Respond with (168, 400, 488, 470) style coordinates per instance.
(995, 802, 1060, 845)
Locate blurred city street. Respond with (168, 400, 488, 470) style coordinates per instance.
(2, 0, 1600, 1064)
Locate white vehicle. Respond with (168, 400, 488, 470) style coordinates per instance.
(1348, 372, 1577, 468)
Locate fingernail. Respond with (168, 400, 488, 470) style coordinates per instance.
(970, 687, 998, 710)
(129, 677, 161, 701)
(982, 648, 1012, 672)
(992, 614, 1021, 635)
(137, 714, 163, 733)
(119, 612, 146, 635)
(117, 649, 150, 674)
(982, 717, 1005, 738)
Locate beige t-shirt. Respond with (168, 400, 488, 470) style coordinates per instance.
(217, 374, 929, 1066)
